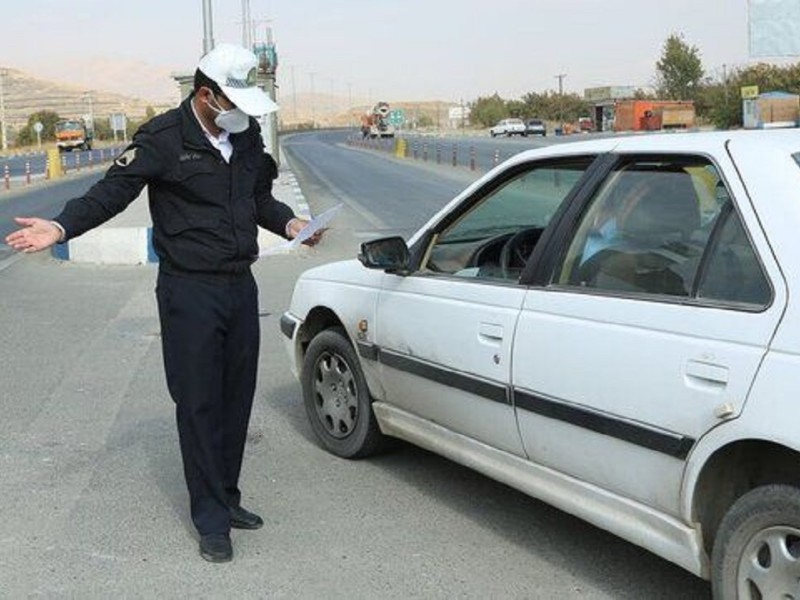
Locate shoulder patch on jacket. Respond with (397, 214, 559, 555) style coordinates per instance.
(115, 148, 137, 167)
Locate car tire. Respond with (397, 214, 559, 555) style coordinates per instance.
(711, 484, 800, 600)
(490, 132, 496, 138)
(301, 327, 387, 459)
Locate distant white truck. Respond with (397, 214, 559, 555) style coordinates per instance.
(490, 118, 527, 137)
(361, 102, 396, 139)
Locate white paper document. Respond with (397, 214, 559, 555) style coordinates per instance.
(259, 203, 343, 256)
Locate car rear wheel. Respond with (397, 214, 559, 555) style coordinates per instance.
(711, 485, 800, 599)
(301, 327, 387, 459)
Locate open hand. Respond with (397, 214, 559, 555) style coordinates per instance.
(4, 217, 62, 253)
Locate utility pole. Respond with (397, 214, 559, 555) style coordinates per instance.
(241, 0, 253, 48)
(84, 91, 95, 129)
(202, 0, 215, 54)
(0, 70, 7, 151)
(291, 66, 298, 125)
(722, 63, 729, 107)
(252, 22, 279, 161)
(329, 78, 335, 126)
(347, 82, 353, 128)
(309, 72, 316, 127)
(555, 73, 567, 133)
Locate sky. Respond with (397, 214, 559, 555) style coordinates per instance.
(0, 0, 791, 107)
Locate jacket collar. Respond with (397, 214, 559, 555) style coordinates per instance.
(180, 94, 254, 154)
(180, 95, 214, 152)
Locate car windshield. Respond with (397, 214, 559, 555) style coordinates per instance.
(56, 121, 82, 132)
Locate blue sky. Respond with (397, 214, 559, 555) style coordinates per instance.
(0, 0, 789, 104)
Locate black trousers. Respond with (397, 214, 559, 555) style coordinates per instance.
(156, 270, 260, 535)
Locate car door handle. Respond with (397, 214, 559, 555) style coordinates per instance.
(685, 359, 729, 390)
(478, 322, 504, 344)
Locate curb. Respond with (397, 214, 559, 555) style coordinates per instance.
(52, 227, 157, 264)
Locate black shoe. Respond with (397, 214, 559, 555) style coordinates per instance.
(230, 505, 264, 530)
(199, 533, 233, 563)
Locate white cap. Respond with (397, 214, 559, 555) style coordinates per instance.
(198, 43, 279, 116)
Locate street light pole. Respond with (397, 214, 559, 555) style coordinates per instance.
(84, 91, 94, 129)
(241, 0, 252, 48)
(555, 73, 567, 132)
(309, 72, 316, 128)
(0, 70, 8, 152)
(202, 0, 215, 54)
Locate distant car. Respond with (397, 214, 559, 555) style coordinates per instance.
(490, 118, 527, 137)
(283, 129, 800, 598)
(524, 119, 547, 136)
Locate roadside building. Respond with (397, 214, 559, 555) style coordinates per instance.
(614, 100, 695, 132)
(742, 90, 800, 129)
(584, 86, 637, 132)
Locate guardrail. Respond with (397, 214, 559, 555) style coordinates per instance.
(346, 133, 515, 174)
(0, 146, 126, 192)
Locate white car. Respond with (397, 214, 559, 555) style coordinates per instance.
(282, 129, 800, 598)
(490, 118, 527, 137)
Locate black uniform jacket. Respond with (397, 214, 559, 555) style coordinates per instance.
(55, 96, 295, 277)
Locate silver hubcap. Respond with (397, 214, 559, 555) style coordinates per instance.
(312, 350, 358, 439)
(738, 526, 800, 599)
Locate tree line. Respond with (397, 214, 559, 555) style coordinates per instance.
(469, 34, 800, 129)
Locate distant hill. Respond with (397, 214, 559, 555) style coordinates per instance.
(279, 94, 458, 129)
(0, 66, 461, 136)
(0, 67, 175, 132)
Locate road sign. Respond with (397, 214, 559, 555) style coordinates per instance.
(387, 109, 405, 126)
(741, 85, 759, 99)
(33, 121, 43, 148)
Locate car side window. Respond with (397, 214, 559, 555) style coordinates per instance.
(423, 160, 593, 281)
(697, 208, 771, 306)
(556, 158, 733, 298)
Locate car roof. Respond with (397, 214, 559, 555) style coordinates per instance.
(504, 129, 800, 163)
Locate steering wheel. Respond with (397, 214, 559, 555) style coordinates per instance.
(499, 228, 543, 279)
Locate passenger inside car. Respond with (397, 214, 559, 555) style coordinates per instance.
(572, 167, 702, 295)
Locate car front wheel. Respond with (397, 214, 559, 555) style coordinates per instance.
(712, 485, 800, 599)
(301, 327, 387, 459)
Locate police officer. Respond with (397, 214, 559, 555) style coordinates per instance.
(5, 43, 322, 563)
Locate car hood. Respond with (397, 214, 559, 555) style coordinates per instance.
(296, 258, 372, 283)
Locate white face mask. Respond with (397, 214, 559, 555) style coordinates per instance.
(206, 93, 250, 133)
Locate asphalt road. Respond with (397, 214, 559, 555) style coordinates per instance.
(0, 131, 712, 598)
(0, 170, 106, 262)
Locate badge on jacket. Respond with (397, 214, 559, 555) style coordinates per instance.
(115, 148, 137, 167)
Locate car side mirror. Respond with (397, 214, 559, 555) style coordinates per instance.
(358, 236, 411, 274)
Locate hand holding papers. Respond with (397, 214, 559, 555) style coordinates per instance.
(259, 204, 342, 256)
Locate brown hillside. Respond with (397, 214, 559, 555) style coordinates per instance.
(0, 66, 461, 135)
(0, 67, 174, 132)
(278, 94, 458, 129)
